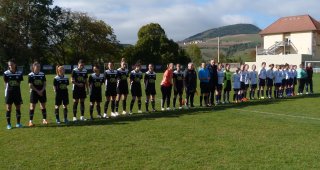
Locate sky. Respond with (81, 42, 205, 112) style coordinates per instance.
(54, 0, 320, 44)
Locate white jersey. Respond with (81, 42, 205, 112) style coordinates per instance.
(266, 68, 274, 79)
(274, 70, 283, 84)
(249, 71, 258, 85)
(258, 68, 267, 79)
(217, 70, 225, 85)
(232, 73, 241, 89)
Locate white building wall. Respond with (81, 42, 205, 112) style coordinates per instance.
(290, 32, 313, 55)
(263, 34, 283, 49)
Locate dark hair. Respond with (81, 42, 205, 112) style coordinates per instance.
(78, 59, 84, 64)
(262, 62, 266, 65)
(8, 58, 16, 63)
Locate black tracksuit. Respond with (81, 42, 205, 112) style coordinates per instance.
(207, 64, 217, 105)
(184, 69, 197, 107)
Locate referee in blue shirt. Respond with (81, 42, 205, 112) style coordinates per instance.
(199, 63, 211, 107)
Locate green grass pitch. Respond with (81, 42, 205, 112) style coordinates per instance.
(0, 73, 319, 169)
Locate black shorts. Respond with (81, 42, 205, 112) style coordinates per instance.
(200, 82, 210, 94)
(216, 84, 223, 91)
(275, 83, 282, 88)
(266, 78, 273, 87)
(145, 87, 156, 96)
(174, 87, 183, 96)
(131, 85, 142, 97)
(55, 93, 69, 106)
(282, 79, 287, 86)
(240, 82, 246, 90)
(73, 88, 86, 99)
(287, 78, 293, 86)
(251, 84, 257, 89)
(5, 91, 23, 105)
(90, 91, 102, 102)
(106, 85, 117, 97)
(234, 88, 240, 92)
(224, 80, 231, 91)
(259, 78, 266, 86)
(245, 84, 250, 89)
(30, 90, 47, 104)
(117, 84, 129, 95)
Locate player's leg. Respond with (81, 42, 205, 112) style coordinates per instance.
(104, 96, 110, 118)
(40, 102, 48, 124)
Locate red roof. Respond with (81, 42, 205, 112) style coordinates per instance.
(260, 15, 320, 35)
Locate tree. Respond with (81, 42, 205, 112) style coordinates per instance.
(186, 44, 202, 66)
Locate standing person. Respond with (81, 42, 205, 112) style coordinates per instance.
(173, 64, 184, 109)
(144, 64, 157, 112)
(116, 58, 129, 115)
(249, 64, 258, 100)
(292, 65, 298, 96)
(104, 62, 118, 118)
(287, 65, 294, 97)
(305, 63, 314, 94)
(207, 59, 218, 106)
(223, 64, 232, 104)
(184, 63, 197, 108)
(198, 63, 210, 107)
(243, 64, 250, 100)
(160, 63, 174, 111)
(28, 62, 48, 127)
(266, 64, 274, 99)
(216, 64, 224, 105)
(3, 59, 24, 129)
(282, 64, 289, 97)
(88, 65, 104, 120)
(239, 64, 246, 101)
(232, 68, 241, 103)
(129, 63, 143, 114)
(53, 66, 70, 124)
(297, 64, 307, 95)
(258, 62, 267, 99)
(273, 65, 283, 99)
(71, 59, 89, 121)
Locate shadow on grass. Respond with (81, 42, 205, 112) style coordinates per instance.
(31, 93, 320, 128)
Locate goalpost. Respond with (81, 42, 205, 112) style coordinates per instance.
(305, 61, 320, 73)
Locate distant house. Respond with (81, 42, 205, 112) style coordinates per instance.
(249, 15, 320, 68)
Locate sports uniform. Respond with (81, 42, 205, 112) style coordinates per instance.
(54, 75, 69, 106)
(89, 73, 104, 102)
(104, 69, 118, 97)
(144, 71, 156, 96)
(232, 72, 241, 102)
(28, 72, 47, 104)
(4, 70, 23, 105)
(71, 68, 88, 99)
(130, 70, 143, 97)
(116, 68, 129, 95)
(173, 70, 184, 108)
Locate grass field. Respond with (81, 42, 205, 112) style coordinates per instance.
(0, 73, 319, 169)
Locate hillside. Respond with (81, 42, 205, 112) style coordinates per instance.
(183, 24, 261, 42)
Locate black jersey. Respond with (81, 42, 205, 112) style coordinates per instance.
(104, 69, 118, 88)
(173, 70, 184, 89)
(71, 68, 88, 90)
(3, 70, 23, 94)
(130, 70, 143, 88)
(28, 72, 46, 91)
(144, 71, 156, 89)
(117, 68, 129, 87)
(89, 73, 104, 94)
(54, 75, 69, 93)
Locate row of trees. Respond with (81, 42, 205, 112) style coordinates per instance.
(0, 0, 196, 72)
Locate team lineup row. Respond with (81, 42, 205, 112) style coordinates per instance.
(3, 58, 314, 130)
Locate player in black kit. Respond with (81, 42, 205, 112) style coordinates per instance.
(116, 58, 129, 115)
(3, 59, 24, 130)
(129, 63, 143, 114)
(71, 59, 89, 121)
(53, 65, 70, 124)
(144, 64, 157, 112)
(28, 62, 48, 127)
(173, 64, 184, 109)
(104, 62, 118, 118)
(89, 65, 104, 120)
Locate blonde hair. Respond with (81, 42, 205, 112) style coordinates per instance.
(56, 65, 64, 75)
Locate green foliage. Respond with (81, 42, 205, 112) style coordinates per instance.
(0, 0, 120, 68)
(184, 24, 261, 42)
(186, 44, 202, 66)
(125, 23, 190, 66)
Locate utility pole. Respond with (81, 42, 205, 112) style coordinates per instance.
(218, 37, 220, 63)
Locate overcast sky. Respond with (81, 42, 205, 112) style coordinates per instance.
(54, 0, 320, 44)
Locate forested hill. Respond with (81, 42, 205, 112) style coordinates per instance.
(183, 24, 261, 42)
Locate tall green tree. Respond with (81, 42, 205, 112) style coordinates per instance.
(186, 44, 202, 66)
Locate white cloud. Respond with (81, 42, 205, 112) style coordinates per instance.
(53, 0, 320, 44)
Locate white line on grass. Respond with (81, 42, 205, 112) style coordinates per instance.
(234, 109, 320, 121)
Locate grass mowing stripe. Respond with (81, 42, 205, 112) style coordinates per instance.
(234, 108, 320, 121)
